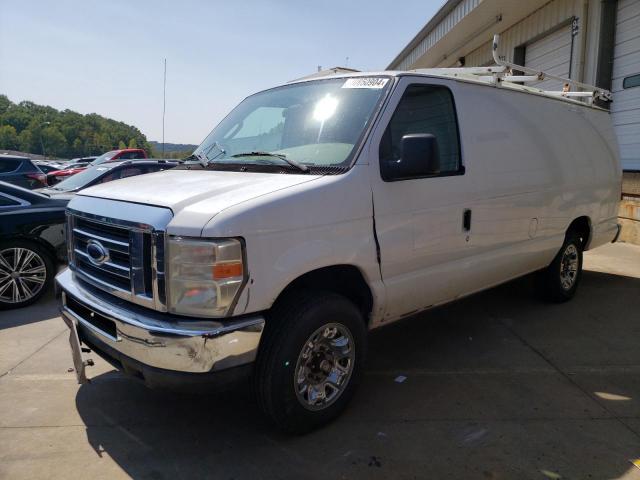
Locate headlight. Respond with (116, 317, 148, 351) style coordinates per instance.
(166, 236, 245, 317)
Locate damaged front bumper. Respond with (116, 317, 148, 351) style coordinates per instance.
(56, 268, 264, 387)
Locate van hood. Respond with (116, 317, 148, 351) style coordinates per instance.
(76, 169, 322, 235)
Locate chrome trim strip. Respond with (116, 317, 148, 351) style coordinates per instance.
(151, 232, 162, 304)
(74, 249, 130, 275)
(130, 230, 146, 297)
(73, 227, 130, 248)
(66, 214, 75, 265)
(73, 268, 132, 295)
(67, 195, 173, 232)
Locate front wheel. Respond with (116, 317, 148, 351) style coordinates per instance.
(536, 232, 583, 302)
(255, 291, 367, 433)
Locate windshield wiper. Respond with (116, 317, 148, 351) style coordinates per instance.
(230, 151, 309, 173)
(186, 142, 226, 167)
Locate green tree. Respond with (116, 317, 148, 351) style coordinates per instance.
(0, 95, 11, 115)
(42, 127, 67, 157)
(18, 130, 34, 152)
(118, 140, 127, 149)
(0, 125, 19, 150)
(0, 95, 154, 158)
(72, 138, 83, 156)
(3, 109, 31, 132)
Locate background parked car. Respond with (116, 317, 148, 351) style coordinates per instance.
(69, 156, 97, 164)
(0, 182, 68, 309)
(33, 161, 64, 175)
(90, 148, 147, 166)
(38, 159, 179, 198)
(0, 155, 47, 189)
(46, 161, 92, 185)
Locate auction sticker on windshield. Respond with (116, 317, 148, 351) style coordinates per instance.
(342, 78, 388, 89)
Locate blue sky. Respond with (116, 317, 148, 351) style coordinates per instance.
(0, 0, 442, 144)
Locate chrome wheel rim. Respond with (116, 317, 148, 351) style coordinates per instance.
(294, 323, 355, 411)
(0, 248, 47, 304)
(559, 243, 579, 290)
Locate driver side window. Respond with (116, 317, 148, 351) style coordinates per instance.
(380, 85, 461, 179)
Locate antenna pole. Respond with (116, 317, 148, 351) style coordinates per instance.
(162, 58, 167, 159)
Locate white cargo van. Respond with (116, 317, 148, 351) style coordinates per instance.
(57, 49, 621, 432)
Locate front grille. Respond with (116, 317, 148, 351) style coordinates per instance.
(68, 214, 166, 311)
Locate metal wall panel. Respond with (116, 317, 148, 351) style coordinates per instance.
(612, 0, 640, 170)
(525, 24, 573, 90)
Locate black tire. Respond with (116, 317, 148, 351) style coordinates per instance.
(536, 231, 583, 303)
(0, 239, 55, 310)
(254, 290, 367, 434)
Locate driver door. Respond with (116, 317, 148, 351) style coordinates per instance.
(368, 77, 478, 321)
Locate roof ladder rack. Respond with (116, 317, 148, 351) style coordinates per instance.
(490, 34, 612, 103)
(411, 34, 612, 105)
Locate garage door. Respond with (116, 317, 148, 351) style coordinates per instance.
(612, 0, 640, 171)
(525, 24, 573, 91)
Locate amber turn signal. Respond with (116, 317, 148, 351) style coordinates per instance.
(212, 262, 243, 279)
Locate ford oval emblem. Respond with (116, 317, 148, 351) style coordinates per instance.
(86, 240, 110, 266)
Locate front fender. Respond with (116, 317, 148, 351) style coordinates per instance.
(232, 217, 384, 323)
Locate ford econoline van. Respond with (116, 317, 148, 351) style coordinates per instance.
(57, 66, 621, 432)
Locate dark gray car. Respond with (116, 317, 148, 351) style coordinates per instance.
(37, 159, 178, 199)
(0, 155, 47, 189)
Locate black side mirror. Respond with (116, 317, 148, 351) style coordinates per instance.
(384, 133, 440, 181)
(400, 133, 440, 178)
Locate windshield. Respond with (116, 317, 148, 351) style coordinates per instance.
(194, 77, 391, 170)
(52, 165, 114, 191)
(91, 151, 118, 166)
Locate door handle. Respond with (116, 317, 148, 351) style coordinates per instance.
(463, 209, 472, 232)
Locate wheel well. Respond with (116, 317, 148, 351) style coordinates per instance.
(274, 265, 374, 323)
(567, 216, 591, 249)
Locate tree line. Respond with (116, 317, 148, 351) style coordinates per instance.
(0, 94, 152, 159)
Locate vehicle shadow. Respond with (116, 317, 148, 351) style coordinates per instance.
(0, 289, 60, 330)
(74, 270, 640, 479)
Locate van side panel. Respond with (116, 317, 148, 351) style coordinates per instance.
(453, 82, 620, 289)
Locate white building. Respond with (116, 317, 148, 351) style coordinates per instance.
(388, 0, 640, 172)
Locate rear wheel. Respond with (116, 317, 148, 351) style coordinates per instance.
(255, 291, 367, 433)
(0, 240, 54, 310)
(537, 232, 583, 302)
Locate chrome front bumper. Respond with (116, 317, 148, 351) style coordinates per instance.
(56, 268, 265, 379)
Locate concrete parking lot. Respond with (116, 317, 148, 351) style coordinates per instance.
(1, 243, 639, 480)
